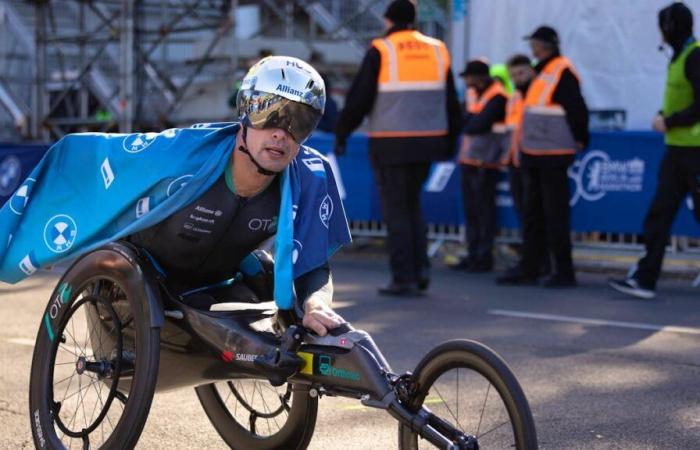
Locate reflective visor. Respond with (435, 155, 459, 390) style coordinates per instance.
(238, 90, 322, 143)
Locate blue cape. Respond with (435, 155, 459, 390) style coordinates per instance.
(0, 123, 351, 310)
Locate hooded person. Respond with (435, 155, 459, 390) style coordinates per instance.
(609, 2, 700, 299)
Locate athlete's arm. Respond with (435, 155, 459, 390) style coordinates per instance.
(294, 263, 344, 336)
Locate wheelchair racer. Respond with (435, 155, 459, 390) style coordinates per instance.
(128, 56, 346, 336)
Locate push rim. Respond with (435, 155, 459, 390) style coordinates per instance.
(47, 285, 128, 448)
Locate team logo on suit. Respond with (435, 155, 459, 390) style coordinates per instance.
(123, 133, 158, 153)
(10, 178, 36, 215)
(43, 214, 78, 253)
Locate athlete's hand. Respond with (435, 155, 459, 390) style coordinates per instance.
(302, 297, 343, 336)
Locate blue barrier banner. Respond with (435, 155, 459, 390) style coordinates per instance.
(0, 143, 49, 206)
(4, 129, 698, 237)
(307, 130, 699, 237)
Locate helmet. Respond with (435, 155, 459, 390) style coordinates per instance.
(237, 56, 326, 143)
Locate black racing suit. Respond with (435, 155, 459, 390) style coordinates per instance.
(127, 167, 331, 310)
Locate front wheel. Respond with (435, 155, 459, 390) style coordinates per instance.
(398, 340, 537, 450)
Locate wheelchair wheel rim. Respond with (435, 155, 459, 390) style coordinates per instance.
(47, 292, 125, 445)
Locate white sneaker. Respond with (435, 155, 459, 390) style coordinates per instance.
(608, 278, 656, 300)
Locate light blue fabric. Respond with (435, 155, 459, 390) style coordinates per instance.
(0, 122, 351, 310)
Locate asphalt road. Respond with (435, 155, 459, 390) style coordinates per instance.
(1, 253, 699, 449)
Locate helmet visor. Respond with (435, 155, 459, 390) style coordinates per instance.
(238, 90, 322, 143)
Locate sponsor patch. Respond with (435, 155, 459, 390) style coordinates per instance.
(167, 174, 193, 197)
(122, 132, 158, 153)
(101, 157, 115, 189)
(319, 194, 333, 228)
(136, 197, 150, 218)
(43, 214, 78, 253)
(18, 252, 39, 275)
(10, 177, 36, 215)
(316, 354, 360, 381)
(302, 157, 325, 173)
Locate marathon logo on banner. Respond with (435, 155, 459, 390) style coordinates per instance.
(569, 150, 645, 206)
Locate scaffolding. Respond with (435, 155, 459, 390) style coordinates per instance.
(0, 0, 452, 141)
(3, 0, 233, 140)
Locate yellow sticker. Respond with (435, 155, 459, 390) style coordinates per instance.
(297, 351, 314, 375)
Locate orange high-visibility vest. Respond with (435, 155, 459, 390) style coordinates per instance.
(368, 30, 451, 138)
(521, 56, 579, 156)
(502, 89, 524, 167)
(459, 82, 508, 167)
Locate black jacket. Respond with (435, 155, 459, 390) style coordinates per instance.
(334, 26, 462, 166)
(463, 79, 507, 135)
(521, 51, 589, 168)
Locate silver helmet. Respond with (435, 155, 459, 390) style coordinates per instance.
(237, 56, 326, 143)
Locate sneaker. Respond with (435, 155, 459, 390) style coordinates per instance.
(608, 278, 656, 299)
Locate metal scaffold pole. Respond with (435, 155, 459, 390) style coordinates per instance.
(119, 0, 135, 133)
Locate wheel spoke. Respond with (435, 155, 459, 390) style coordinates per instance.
(476, 383, 491, 437)
(477, 419, 511, 440)
(432, 383, 468, 433)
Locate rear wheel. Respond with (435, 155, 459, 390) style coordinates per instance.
(196, 380, 317, 449)
(29, 248, 161, 449)
(398, 340, 537, 450)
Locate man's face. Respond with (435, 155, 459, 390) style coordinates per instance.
(464, 75, 485, 91)
(529, 39, 551, 62)
(245, 127, 300, 173)
(508, 64, 535, 89)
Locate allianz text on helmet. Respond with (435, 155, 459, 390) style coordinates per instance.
(237, 56, 326, 143)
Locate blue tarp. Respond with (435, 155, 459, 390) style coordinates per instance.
(0, 125, 351, 312)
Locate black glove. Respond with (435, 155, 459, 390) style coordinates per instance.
(334, 138, 346, 156)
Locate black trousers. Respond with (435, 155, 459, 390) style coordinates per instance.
(460, 165, 499, 264)
(634, 147, 700, 289)
(508, 165, 525, 223)
(372, 162, 431, 284)
(520, 165, 574, 278)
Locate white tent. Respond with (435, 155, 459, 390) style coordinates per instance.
(466, 0, 700, 130)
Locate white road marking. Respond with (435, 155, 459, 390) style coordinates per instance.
(6, 337, 36, 347)
(487, 309, 700, 336)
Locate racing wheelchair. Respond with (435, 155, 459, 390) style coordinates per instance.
(29, 242, 538, 449)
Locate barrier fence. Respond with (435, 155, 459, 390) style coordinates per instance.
(1, 130, 698, 258)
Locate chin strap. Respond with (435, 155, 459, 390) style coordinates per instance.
(238, 125, 278, 176)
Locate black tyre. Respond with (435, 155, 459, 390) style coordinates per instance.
(196, 380, 317, 450)
(29, 247, 161, 450)
(398, 340, 537, 450)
